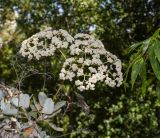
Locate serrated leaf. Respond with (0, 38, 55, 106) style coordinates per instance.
(154, 39, 160, 63)
(131, 57, 144, 88)
(42, 98, 54, 114)
(38, 92, 48, 107)
(149, 45, 160, 80)
(53, 101, 66, 112)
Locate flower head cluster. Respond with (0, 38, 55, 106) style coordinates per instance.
(70, 33, 106, 56)
(19, 29, 123, 91)
(59, 34, 123, 91)
(19, 28, 74, 60)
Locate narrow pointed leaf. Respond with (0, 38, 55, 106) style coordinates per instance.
(154, 39, 160, 63)
(53, 101, 66, 112)
(131, 57, 144, 88)
(128, 41, 143, 53)
(139, 60, 147, 95)
(149, 45, 160, 80)
(51, 124, 64, 132)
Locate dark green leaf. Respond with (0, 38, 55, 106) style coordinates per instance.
(139, 61, 147, 95)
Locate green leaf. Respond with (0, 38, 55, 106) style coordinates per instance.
(139, 61, 147, 95)
(53, 101, 66, 112)
(156, 82, 160, 99)
(51, 124, 64, 132)
(149, 44, 160, 80)
(154, 39, 160, 63)
(128, 41, 143, 53)
(131, 57, 144, 89)
(142, 38, 150, 54)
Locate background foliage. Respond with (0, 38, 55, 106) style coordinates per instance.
(1, 0, 160, 137)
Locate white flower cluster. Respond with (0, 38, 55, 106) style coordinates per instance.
(19, 29, 123, 91)
(19, 28, 74, 60)
(70, 33, 106, 56)
(59, 34, 123, 91)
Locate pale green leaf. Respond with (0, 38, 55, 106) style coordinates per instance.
(38, 92, 48, 107)
(42, 98, 54, 114)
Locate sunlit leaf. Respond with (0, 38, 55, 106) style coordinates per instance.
(11, 97, 19, 107)
(2, 103, 18, 115)
(42, 98, 54, 114)
(38, 92, 48, 107)
(142, 38, 150, 54)
(11, 94, 30, 108)
(19, 94, 30, 108)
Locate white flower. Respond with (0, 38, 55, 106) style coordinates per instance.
(77, 68, 84, 77)
(20, 29, 123, 91)
(19, 28, 74, 60)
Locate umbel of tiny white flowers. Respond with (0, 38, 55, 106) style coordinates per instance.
(59, 33, 123, 91)
(19, 29, 123, 91)
(19, 28, 74, 60)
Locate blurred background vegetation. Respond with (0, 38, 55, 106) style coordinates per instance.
(1, 0, 160, 137)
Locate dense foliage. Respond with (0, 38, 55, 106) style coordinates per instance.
(0, 0, 160, 137)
